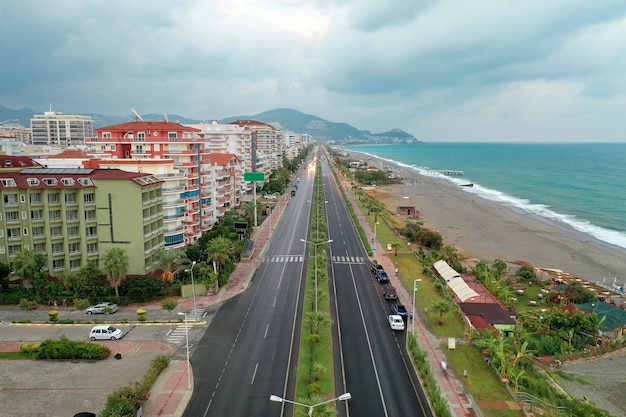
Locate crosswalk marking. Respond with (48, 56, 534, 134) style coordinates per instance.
(166, 308, 204, 344)
(263, 255, 304, 263)
(331, 256, 366, 264)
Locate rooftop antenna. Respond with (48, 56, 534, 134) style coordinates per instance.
(131, 108, 144, 121)
(164, 113, 169, 123)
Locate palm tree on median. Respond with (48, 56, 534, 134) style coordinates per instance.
(102, 247, 129, 298)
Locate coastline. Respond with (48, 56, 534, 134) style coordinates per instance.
(347, 150, 626, 283)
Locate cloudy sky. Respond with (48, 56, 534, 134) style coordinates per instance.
(1, 1, 626, 142)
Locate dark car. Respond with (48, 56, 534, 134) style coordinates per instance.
(370, 263, 384, 275)
(383, 285, 398, 300)
(376, 270, 389, 283)
(391, 303, 408, 320)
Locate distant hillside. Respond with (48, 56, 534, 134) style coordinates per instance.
(0, 105, 421, 145)
(221, 108, 421, 144)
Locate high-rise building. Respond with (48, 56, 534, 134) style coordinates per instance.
(30, 107, 94, 146)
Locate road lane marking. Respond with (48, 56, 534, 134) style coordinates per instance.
(251, 362, 259, 384)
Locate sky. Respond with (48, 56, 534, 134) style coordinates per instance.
(1, 0, 626, 142)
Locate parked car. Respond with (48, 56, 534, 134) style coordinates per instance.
(89, 325, 124, 341)
(85, 302, 118, 314)
(388, 315, 405, 331)
(391, 303, 408, 320)
(263, 194, 277, 200)
(383, 285, 398, 300)
(376, 270, 389, 283)
(370, 263, 384, 275)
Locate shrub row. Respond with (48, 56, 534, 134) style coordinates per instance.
(36, 336, 111, 360)
(101, 355, 171, 417)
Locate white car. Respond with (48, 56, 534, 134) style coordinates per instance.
(85, 302, 118, 314)
(89, 325, 124, 341)
(389, 315, 405, 331)
(263, 194, 277, 199)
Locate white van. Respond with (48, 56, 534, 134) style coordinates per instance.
(89, 325, 124, 341)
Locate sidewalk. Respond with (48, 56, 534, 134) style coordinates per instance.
(143, 193, 286, 417)
(340, 175, 480, 417)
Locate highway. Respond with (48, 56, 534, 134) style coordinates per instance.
(322, 158, 428, 417)
(183, 160, 316, 417)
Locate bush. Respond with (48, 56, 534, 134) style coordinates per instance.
(20, 343, 40, 353)
(37, 336, 110, 360)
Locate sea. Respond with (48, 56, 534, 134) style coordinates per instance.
(343, 142, 626, 251)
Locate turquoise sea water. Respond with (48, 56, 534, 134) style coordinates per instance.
(343, 143, 626, 250)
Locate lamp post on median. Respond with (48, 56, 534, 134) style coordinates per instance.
(185, 261, 197, 315)
(412, 279, 422, 334)
(300, 238, 333, 312)
(270, 392, 351, 417)
(177, 312, 191, 390)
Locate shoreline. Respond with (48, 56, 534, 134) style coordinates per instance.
(345, 150, 626, 283)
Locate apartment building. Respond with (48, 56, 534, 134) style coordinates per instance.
(228, 120, 282, 175)
(30, 108, 94, 146)
(0, 156, 163, 276)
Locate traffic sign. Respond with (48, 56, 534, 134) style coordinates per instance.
(244, 172, 265, 182)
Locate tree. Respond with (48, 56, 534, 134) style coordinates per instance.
(102, 247, 129, 297)
(73, 298, 90, 315)
(430, 300, 452, 325)
(491, 259, 508, 278)
(153, 248, 188, 294)
(305, 311, 331, 334)
(13, 249, 47, 287)
(206, 237, 232, 272)
(58, 269, 75, 291)
(19, 298, 38, 314)
(162, 298, 178, 320)
(74, 260, 104, 297)
(0, 262, 11, 294)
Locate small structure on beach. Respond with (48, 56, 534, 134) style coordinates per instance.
(396, 205, 419, 218)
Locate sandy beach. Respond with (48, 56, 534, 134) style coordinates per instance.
(346, 150, 626, 284)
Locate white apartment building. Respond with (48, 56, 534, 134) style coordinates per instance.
(31, 108, 95, 146)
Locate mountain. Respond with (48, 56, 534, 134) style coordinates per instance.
(221, 108, 421, 144)
(0, 105, 421, 144)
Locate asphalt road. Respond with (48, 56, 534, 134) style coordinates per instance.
(182, 163, 313, 417)
(322, 160, 427, 416)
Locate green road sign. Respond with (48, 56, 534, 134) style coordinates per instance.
(244, 172, 265, 182)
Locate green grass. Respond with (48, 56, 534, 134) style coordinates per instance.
(0, 351, 37, 359)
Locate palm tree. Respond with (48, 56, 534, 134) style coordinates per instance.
(206, 237, 232, 272)
(153, 248, 187, 293)
(13, 249, 46, 287)
(305, 311, 331, 334)
(430, 300, 452, 325)
(102, 247, 129, 297)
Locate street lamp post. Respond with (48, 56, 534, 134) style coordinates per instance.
(412, 279, 422, 334)
(300, 238, 333, 312)
(373, 221, 380, 257)
(177, 312, 192, 390)
(185, 261, 197, 315)
(270, 392, 351, 417)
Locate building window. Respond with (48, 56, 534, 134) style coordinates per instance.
(34, 243, 45, 252)
(135, 145, 144, 154)
(8, 245, 21, 256)
(31, 210, 43, 220)
(1, 179, 17, 187)
(20, 195, 26, 203)
(27, 178, 40, 186)
(23, 228, 28, 236)
(103, 132, 111, 139)
(52, 259, 65, 270)
(43, 178, 58, 186)
(48, 193, 60, 203)
(50, 226, 62, 236)
(6, 211, 18, 222)
(32, 226, 43, 237)
(29, 193, 41, 203)
(61, 178, 75, 186)
(84, 193, 95, 203)
(85, 210, 96, 221)
(168, 132, 178, 140)
(49, 210, 61, 220)
(68, 242, 79, 253)
(86, 226, 97, 236)
(0, 246, 4, 254)
(4, 194, 18, 204)
(52, 243, 63, 253)
(66, 210, 78, 221)
(65, 192, 77, 203)
(21, 211, 27, 219)
(138, 132, 146, 141)
(87, 242, 98, 253)
(78, 178, 93, 186)
(67, 226, 79, 237)
(7, 228, 20, 239)
(70, 259, 81, 270)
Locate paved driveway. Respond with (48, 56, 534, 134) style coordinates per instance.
(0, 341, 175, 417)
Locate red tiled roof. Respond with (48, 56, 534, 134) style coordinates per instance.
(0, 155, 42, 169)
(96, 121, 201, 132)
(0, 168, 161, 189)
(207, 153, 239, 165)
